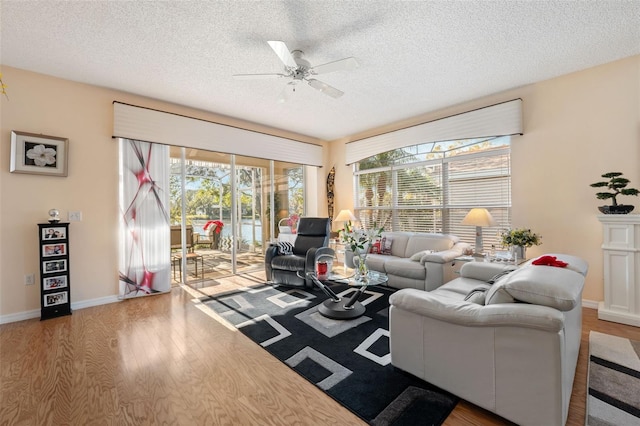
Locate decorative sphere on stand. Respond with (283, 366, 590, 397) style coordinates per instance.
(48, 209, 60, 223)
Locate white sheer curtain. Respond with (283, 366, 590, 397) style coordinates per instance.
(118, 139, 171, 298)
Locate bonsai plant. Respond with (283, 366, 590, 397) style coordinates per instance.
(590, 172, 639, 214)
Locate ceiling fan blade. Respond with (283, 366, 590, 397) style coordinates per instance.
(310, 57, 359, 75)
(267, 40, 297, 68)
(307, 79, 344, 98)
(233, 73, 286, 80)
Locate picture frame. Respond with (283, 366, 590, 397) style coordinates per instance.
(43, 259, 67, 273)
(42, 243, 67, 258)
(10, 130, 68, 177)
(41, 227, 66, 241)
(44, 291, 68, 307)
(43, 275, 68, 291)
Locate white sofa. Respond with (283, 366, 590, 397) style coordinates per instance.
(388, 254, 588, 426)
(356, 232, 470, 291)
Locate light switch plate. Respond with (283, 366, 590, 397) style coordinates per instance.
(68, 211, 82, 221)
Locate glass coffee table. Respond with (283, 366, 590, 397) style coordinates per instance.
(306, 271, 389, 320)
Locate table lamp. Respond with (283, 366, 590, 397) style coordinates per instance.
(461, 208, 496, 255)
(334, 209, 357, 225)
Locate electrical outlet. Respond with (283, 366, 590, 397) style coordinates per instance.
(25, 273, 35, 285)
(68, 211, 82, 221)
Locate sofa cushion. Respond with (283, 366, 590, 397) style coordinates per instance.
(380, 232, 412, 257)
(485, 265, 585, 311)
(384, 258, 426, 280)
(364, 253, 390, 272)
(404, 233, 457, 258)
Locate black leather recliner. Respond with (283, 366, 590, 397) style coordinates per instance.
(265, 217, 331, 288)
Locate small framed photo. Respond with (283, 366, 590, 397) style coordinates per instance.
(42, 243, 66, 257)
(42, 227, 66, 241)
(43, 259, 67, 273)
(44, 291, 68, 307)
(43, 275, 67, 290)
(10, 130, 68, 177)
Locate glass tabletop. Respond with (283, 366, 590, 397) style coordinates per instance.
(326, 270, 388, 286)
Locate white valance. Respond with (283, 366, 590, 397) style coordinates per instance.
(345, 99, 523, 164)
(112, 102, 323, 167)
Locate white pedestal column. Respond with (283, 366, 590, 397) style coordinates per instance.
(598, 214, 640, 327)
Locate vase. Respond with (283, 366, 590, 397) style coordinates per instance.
(354, 250, 369, 283)
(511, 245, 526, 262)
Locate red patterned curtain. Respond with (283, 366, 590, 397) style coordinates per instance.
(118, 139, 171, 298)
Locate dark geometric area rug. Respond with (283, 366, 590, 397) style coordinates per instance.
(200, 282, 458, 425)
(588, 331, 640, 426)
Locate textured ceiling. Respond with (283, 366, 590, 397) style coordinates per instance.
(1, 1, 639, 141)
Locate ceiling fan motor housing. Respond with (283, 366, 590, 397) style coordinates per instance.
(289, 50, 310, 80)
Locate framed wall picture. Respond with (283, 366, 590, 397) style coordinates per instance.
(43, 275, 68, 290)
(42, 243, 67, 257)
(10, 130, 68, 177)
(43, 259, 67, 273)
(41, 226, 66, 240)
(44, 291, 68, 307)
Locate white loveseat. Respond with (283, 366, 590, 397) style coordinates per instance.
(389, 254, 588, 426)
(356, 232, 470, 291)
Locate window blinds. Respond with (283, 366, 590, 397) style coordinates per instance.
(112, 102, 324, 167)
(345, 99, 522, 165)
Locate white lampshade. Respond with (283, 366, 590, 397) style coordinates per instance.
(461, 208, 496, 255)
(334, 209, 357, 222)
(461, 208, 496, 227)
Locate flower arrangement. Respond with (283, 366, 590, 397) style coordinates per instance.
(339, 221, 384, 281)
(501, 228, 542, 248)
(203, 220, 224, 234)
(339, 221, 384, 255)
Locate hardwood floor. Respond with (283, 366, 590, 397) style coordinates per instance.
(2, 274, 640, 425)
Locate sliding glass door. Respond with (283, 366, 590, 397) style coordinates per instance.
(168, 147, 305, 285)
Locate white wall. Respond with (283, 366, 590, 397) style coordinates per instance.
(329, 55, 640, 302)
(1, 55, 638, 320)
(0, 66, 323, 321)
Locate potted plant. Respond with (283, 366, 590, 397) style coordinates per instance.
(590, 172, 639, 214)
(501, 228, 542, 261)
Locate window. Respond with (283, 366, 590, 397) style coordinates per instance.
(354, 137, 511, 249)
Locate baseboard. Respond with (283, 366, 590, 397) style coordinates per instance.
(0, 309, 41, 324)
(71, 295, 120, 311)
(0, 294, 120, 325)
(582, 299, 600, 310)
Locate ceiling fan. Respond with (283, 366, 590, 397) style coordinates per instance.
(233, 40, 359, 102)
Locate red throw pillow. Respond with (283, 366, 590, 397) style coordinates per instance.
(532, 255, 568, 268)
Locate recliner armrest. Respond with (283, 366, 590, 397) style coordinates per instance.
(459, 262, 516, 281)
(265, 244, 280, 263)
(421, 247, 464, 264)
(389, 288, 565, 332)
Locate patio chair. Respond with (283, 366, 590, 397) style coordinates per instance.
(170, 225, 195, 252)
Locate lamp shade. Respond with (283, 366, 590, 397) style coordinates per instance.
(334, 209, 357, 222)
(461, 208, 496, 227)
